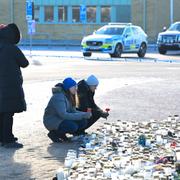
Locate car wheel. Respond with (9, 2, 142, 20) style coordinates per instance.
(158, 47, 167, 55)
(83, 52, 92, 57)
(137, 43, 147, 58)
(109, 53, 116, 58)
(110, 44, 122, 58)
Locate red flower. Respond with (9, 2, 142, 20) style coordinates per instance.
(170, 141, 177, 148)
(105, 108, 110, 112)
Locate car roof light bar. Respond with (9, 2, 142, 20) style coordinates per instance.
(108, 23, 132, 26)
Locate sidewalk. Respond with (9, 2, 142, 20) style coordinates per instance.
(19, 45, 180, 64)
(1, 52, 180, 179)
(19, 39, 157, 50)
(0, 80, 101, 180)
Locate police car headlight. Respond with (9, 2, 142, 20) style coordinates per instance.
(104, 39, 113, 44)
(157, 35, 162, 42)
(81, 39, 86, 45)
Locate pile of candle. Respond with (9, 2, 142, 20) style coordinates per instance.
(56, 115, 180, 180)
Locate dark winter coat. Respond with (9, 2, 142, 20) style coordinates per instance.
(77, 80, 103, 117)
(43, 85, 90, 131)
(0, 23, 29, 113)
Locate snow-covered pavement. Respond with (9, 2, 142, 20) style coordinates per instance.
(0, 47, 180, 179)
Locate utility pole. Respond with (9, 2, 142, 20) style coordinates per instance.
(143, 0, 146, 32)
(10, 0, 14, 23)
(80, 0, 87, 37)
(26, 0, 34, 58)
(170, 0, 174, 24)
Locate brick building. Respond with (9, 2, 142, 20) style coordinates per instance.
(0, 0, 179, 43)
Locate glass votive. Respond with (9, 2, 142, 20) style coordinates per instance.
(103, 166, 111, 178)
(64, 157, 73, 168)
(168, 115, 172, 121)
(67, 149, 77, 158)
(156, 134, 163, 144)
(174, 115, 179, 121)
(56, 168, 65, 180)
(175, 161, 180, 173)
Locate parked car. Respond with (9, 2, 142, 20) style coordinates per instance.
(157, 21, 180, 54)
(81, 23, 148, 58)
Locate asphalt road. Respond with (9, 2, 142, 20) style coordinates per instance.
(21, 45, 180, 62)
(0, 47, 180, 180)
(23, 47, 180, 122)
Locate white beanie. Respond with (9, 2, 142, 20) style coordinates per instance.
(86, 75, 99, 86)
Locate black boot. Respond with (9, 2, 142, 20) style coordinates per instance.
(13, 137, 18, 141)
(2, 142, 23, 149)
(48, 131, 61, 143)
(58, 134, 69, 142)
(73, 130, 87, 136)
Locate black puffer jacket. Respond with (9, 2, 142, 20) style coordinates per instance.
(77, 80, 103, 117)
(0, 23, 29, 113)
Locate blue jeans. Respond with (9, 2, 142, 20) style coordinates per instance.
(58, 119, 87, 135)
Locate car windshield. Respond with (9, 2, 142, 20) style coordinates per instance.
(168, 23, 180, 31)
(95, 27, 125, 35)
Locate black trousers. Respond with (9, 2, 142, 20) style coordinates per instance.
(0, 112, 15, 143)
(85, 112, 101, 130)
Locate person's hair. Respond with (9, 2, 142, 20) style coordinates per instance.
(64, 89, 76, 107)
(75, 93, 79, 108)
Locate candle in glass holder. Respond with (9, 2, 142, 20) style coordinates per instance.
(64, 157, 73, 168)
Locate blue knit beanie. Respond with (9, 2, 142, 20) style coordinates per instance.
(63, 77, 77, 90)
(86, 75, 99, 86)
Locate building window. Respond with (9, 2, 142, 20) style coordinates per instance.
(58, 6, 67, 22)
(45, 6, 54, 22)
(34, 5, 40, 22)
(87, 6, 96, 23)
(101, 6, 111, 23)
(72, 6, 80, 23)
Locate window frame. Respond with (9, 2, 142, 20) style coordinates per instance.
(58, 6, 68, 23)
(86, 6, 96, 23)
(35, 5, 114, 24)
(100, 6, 111, 23)
(34, 5, 40, 22)
(72, 6, 80, 23)
(44, 5, 54, 23)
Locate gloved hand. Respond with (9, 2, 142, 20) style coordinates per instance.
(101, 111, 109, 119)
(83, 112, 92, 119)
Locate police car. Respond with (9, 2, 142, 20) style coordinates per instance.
(81, 23, 148, 58)
(157, 22, 180, 54)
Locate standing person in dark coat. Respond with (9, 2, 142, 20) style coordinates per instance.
(77, 75, 109, 134)
(0, 23, 29, 148)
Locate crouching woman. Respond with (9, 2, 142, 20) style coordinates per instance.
(43, 77, 91, 142)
